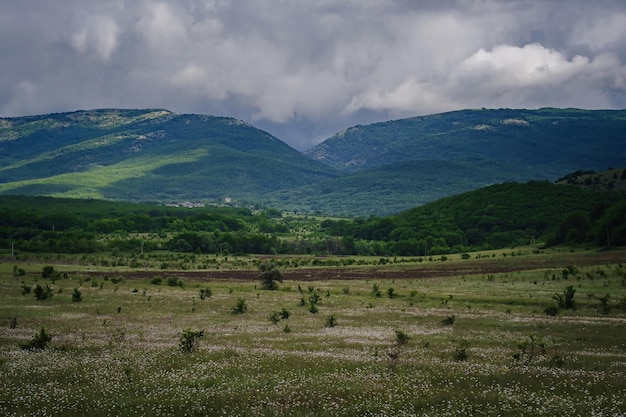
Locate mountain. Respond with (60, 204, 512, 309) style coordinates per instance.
(293, 108, 626, 215)
(2, 107, 625, 217)
(305, 108, 626, 176)
(0, 109, 337, 202)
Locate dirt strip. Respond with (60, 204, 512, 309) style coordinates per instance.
(78, 250, 625, 282)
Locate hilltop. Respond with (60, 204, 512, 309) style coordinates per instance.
(2, 107, 625, 216)
(0, 109, 337, 203)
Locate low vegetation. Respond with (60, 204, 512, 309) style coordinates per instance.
(1, 248, 625, 416)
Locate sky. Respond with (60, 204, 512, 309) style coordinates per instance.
(2, 1, 626, 150)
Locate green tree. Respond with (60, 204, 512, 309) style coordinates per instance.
(259, 262, 283, 290)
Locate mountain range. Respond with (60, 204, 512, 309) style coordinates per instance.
(1, 107, 625, 216)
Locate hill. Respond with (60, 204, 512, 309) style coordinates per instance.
(263, 159, 529, 216)
(2, 108, 626, 217)
(306, 108, 626, 176)
(295, 108, 626, 215)
(556, 168, 626, 192)
(321, 181, 626, 255)
(0, 109, 337, 203)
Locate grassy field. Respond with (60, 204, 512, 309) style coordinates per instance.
(1, 249, 625, 416)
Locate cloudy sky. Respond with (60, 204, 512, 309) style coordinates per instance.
(2, 1, 626, 150)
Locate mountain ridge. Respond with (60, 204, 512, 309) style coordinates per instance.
(0, 108, 338, 202)
(2, 107, 625, 216)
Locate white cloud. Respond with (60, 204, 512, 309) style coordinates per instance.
(2, 0, 626, 149)
(70, 14, 119, 61)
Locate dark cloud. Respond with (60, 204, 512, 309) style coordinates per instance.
(1, 0, 625, 150)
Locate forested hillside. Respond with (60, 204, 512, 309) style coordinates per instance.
(0, 109, 337, 203)
(1, 180, 624, 257)
(2, 108, 625, 216)
(321, 181, 626, 255)
(306, 108, 626, 175)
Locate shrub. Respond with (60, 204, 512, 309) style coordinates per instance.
(150, 276, 162, 285)
(544, 306, 559, 316)
(554, 285, 576, 310)
(308, 302, 319, 314)
(20, 283, 31, 295)
(324, 315, 337, 328)
(387, 287, 396, 298)
(71, 288, 82, 302)
(513, 335, 546, 366)
(232, 298, 247, 314)
(9, 316, 17, 329)
(309, 292, 321, 305)
(167, 276, 181, 287)
(454, 340, 469, 361)
(268, 311, 282, 325)
(395, 329, 410, 345)
(199, 288, 212, 300)
(372, 283, 382, 298)
(441, 315, 456, 326)
(21, 328, 52, 350)
(280, 308, 290, 319)
(42, 266, 55, 279)
(33, 284, 53, 300)
(179, 329, 204, 353)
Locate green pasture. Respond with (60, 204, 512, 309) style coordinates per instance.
(0, 251, 625, 416)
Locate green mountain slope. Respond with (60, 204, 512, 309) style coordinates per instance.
(262, 159, 531, 216)
(305, 108, 626, 176)
(0, 109, 338, 202)
(322, 181, 626, 254)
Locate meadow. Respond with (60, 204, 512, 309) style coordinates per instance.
(0, 248, 625, 416)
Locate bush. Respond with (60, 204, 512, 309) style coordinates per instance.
(71, 288, 82, 302)
(42, 266, 55, 279)
(513, 335, 547, 366)
(387, 288, 396, 298)
(20, 283, 31, 295)
(544, 306, 559, 316)
(259, 262, 283, 290)
(441, 315, 456, 326)
(395, 329, 410, 345)
(199, 288, 212, 300)
(324, 315, 337, 328)
(150, 276, 162, 285)
(179, 329, 204, 353)
(554, 285, 576, 310)
(33, 284, 53, 300)
(372, 283, 382, 298)
(268, 311, 282, 325)
(21, 327, 51, 350)
(454, 340, 469, 361)
(232, 298, 247, 314)
(167, 276, 182, 287)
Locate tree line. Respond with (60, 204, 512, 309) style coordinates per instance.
(0, 181, 624, 257)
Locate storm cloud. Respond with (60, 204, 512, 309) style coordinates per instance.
(2, 0, 626, 149)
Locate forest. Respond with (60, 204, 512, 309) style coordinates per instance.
(0, 180, 625, 257)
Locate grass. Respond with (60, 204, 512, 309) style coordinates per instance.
(0, 249, 625, 416)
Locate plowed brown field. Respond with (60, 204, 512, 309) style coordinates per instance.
(81, 250, 624, 282)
